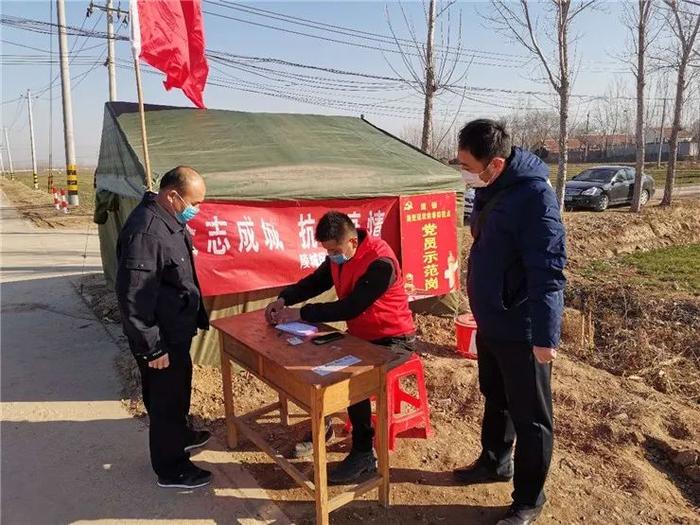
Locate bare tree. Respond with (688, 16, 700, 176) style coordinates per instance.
(592, 79, 632, 159)
(485, 0, 598, 209)
(622, 0, 657, 212)
(658, 0, 700, 205)
(386, 1, 469, 154)
(399, 120, 459, 161)
(515, 109, 560, 150)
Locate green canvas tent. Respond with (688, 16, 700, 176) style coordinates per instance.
(94, 102, 463, 366)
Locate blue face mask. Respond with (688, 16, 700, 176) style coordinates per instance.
(174, 193, 199, 224)
(329, 253, 350, 265)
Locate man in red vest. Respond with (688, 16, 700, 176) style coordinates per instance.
(265, 211, 416, 484)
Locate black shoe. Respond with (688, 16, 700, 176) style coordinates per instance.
(496, 504, 544, 525)
(292, 420, 334, 459)
(157, 466, 212, 489)
(184, 430, 211, 452)
(453, 454, 514, 484)
(328, 450, 377, 485)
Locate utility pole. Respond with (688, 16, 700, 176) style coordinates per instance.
(89, 1, 128, 101)
(657, 97, 667, 168)
(107, 0, 117, 100)
(26, 90, 39, 190)
(420, 0, 436, 154)
(57, 0, 79, 206)
(4, 128, 15, 180)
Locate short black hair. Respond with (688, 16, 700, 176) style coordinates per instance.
(159, 165, 199, 193)
(315, 211, 357, 243)
(458, 119, 511, 162)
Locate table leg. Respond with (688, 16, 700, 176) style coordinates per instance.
(312, 390, 329, 525)
(376, 368, 390, 507)
(279, 392, 289, 426)
(219, 348, 239, 449)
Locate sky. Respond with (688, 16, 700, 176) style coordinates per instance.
(0, 0, 679, 169)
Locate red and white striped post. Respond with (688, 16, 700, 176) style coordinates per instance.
(60, 188, 69, 214)
(52, 187, 61, 210)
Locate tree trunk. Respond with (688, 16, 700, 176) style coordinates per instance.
(661, 60, 687, 206)
(421, 0, 437, 154)
(557, 85, 569, 210)
(631, 0, 647, 213)
(555, 1, 570, 211)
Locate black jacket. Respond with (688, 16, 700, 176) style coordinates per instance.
(468, 148, 566, 348)
(115, 192, 209, 362)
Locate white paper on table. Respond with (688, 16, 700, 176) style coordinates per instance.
(275, 322, 318, 337)
(311, 355, 362, 377)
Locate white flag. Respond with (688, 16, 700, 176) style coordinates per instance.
(129, 0, 141, 59)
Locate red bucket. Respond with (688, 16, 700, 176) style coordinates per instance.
(455, 314, 478, 360)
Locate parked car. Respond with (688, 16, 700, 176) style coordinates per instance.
(564, 166, 655, 211)
(463, 187, 475, 222)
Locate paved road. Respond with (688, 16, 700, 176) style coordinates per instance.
(0, 192, 290, 524)
(650, 183, 700, 202)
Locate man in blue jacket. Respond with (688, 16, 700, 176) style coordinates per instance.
(453, 120, 566, 525)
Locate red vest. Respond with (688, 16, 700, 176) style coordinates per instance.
(330, 231, 415, 341)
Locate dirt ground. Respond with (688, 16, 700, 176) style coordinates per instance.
(16, 170, 695, 523)
(0, 177, 95, 229)
(73, 198, 700, 524)
(98, 301, 699, 525)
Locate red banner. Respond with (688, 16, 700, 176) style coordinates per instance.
(190, 198, 400, 296)
(399, 192, 459, 300)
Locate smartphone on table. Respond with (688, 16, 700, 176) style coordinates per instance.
(312, 332, 345, 345)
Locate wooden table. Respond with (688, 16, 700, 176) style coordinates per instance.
(212, 310, 398, 525)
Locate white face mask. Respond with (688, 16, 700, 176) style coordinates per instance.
(461, 169, 488, 187)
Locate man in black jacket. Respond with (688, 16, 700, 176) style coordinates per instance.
(115, 166, 212, 489)
(454, 120, 566, 525)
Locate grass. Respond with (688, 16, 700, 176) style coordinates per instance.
(580, 244, 700, 294)
(9, 170, 96, 214)
(551, 162, 700, 186)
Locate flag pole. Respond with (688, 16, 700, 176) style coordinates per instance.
(133, 56, 153, 191)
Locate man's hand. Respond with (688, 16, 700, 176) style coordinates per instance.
(533, 346, 557, 364)
(265, 298, 285, 325)
(148, 353, 170, 369)
(278, 307, 301, 324)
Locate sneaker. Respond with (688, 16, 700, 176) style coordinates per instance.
(292, 419, 334, 459)
(184, 430, 211, 453)
(328, 450, 377, 485)
(157, 466, 212, 489)
(496, 503, 544, 525)
(453, 454, 514, 484)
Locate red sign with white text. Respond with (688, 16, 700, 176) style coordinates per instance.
(399, 192, 459, 299)
(190, 198, 400, 296)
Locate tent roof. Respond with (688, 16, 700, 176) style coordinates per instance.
(94, 102, 462, 201)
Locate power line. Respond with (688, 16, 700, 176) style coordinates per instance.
(4, 14, 695, 109)
(205, 0, 529, 61)
(204, 1, 627, 71)
(0, 38, 103, 54)
(201, 7, 526, 70)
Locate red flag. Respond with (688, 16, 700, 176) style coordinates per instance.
(130, 0, 209, 108)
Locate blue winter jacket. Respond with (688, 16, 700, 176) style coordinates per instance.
(467, 147, 567, 348)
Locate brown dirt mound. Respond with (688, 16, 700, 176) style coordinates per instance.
(460, 199, 700, 274)
(562, 200, 700, 269)
(0, 177, 94, 228)
(565, 281, 700, 403)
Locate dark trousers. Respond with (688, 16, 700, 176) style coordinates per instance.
(136, 343, 194, 478)
(348, 335, 416, 453)
(476, 333, 553, 507)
